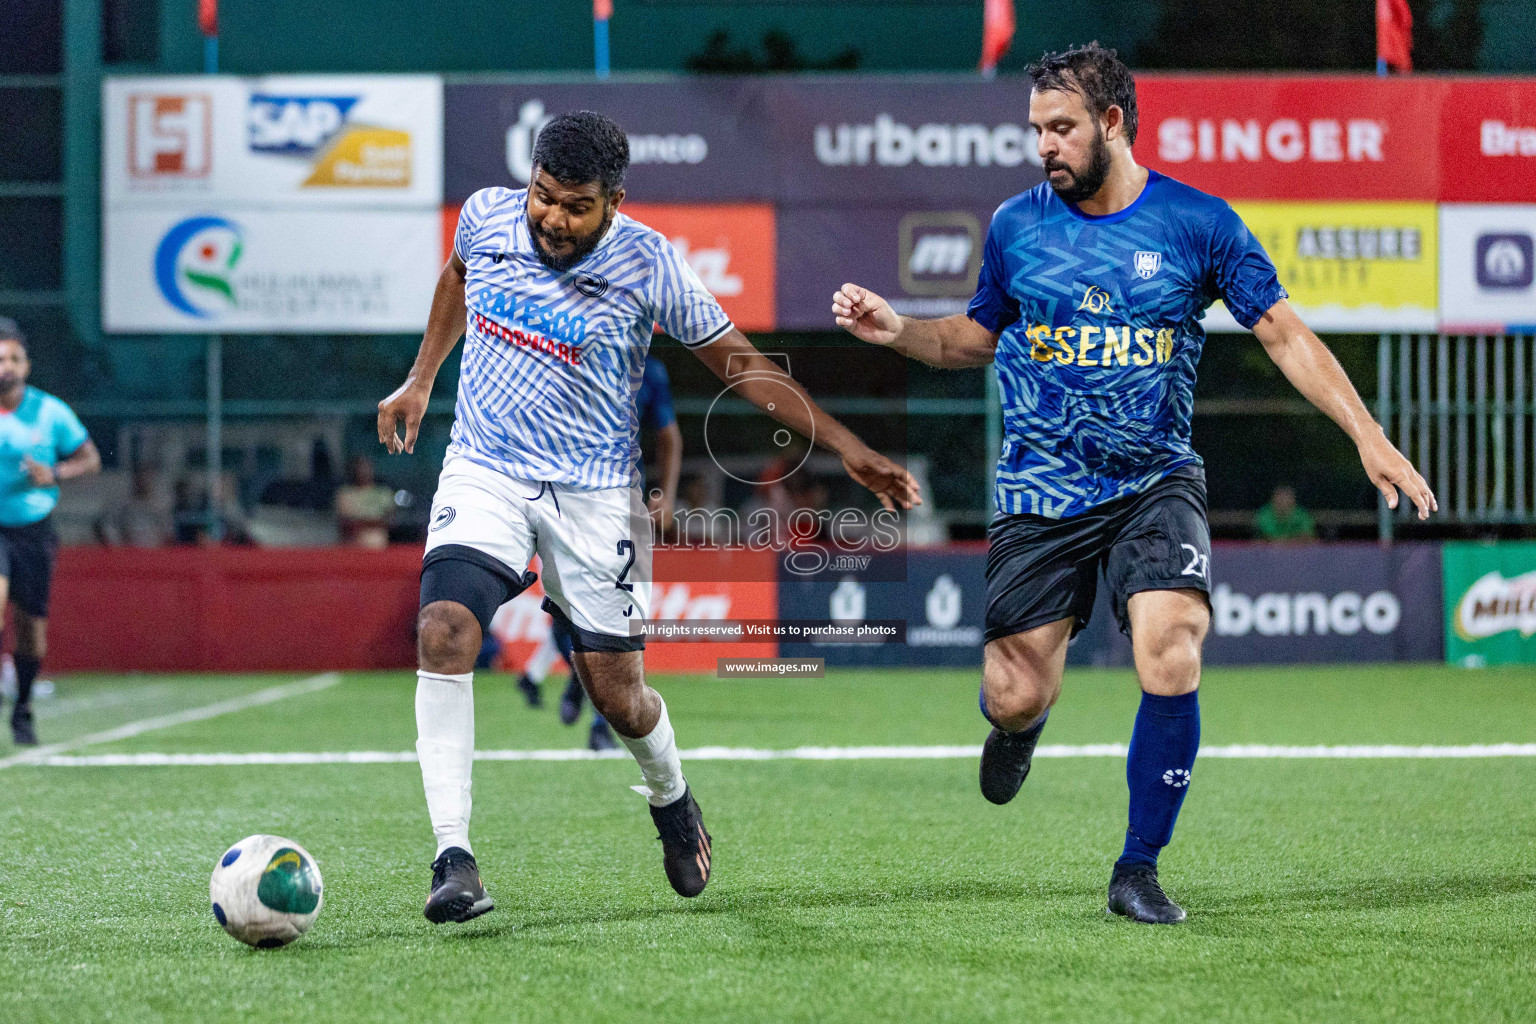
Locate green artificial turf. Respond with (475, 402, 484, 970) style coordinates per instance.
(2, 665, 1534, 1023)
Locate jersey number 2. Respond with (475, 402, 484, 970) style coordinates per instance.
(1180, 543, 1209, 580)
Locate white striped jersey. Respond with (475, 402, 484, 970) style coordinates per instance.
(449, 186, 731, 489)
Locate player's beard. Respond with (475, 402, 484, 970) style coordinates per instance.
(1044, 125, 1112, 204)
(528, 200, 615, 273)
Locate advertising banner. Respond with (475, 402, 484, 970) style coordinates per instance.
(776, 550, 987, 667)
(760, 79, 1045, 204)
(490, 551, 778, 674)
(1072, 541, 1443, 666)
(1202, 201, 1439, 332)
(1437, 80, 1536, 203)
(776, 205, 996, 329)
(444, 82, 770, 204)
(1443, 542, 1536, 667)
(624, 203, 777, 332)
(1438, 204, 1536, 332)
(1136, 75, 1442, 201)
(103, 208, 439, 333)
(103, 75, 442, 208)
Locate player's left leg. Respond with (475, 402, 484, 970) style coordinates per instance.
(515, 630, 562, 708)
(7, 519, 57, 747)
(539, 482, 711, 897)
(1101, 468, 1212, 924)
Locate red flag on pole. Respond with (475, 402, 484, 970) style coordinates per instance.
(198, 0, 218, 37)
(594, 0, 613, 21)
(1376, 0, 1413, 73)
(979, 0, 1015, 75)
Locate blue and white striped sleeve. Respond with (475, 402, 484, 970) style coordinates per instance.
(453, 189, 492, 264)
(649, 236, 733, 349)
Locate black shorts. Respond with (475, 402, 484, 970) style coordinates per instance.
(0, 517, 59, 618)
(985, 467, 1211, 642)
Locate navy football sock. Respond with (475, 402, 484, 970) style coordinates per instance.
(1118, 689, 1200, 868)
(12, 654, 40, 714)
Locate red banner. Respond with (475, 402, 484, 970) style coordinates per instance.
(1439, 79, 1536, 202)
(1136, 75, 1443, 200)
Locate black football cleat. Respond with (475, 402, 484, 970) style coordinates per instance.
(978, 725, 1043, 805)
(424, 847, 494, 924)
(649, 787, 712, 897)
(1107, 862, 1186, 924)
(515, 673, 543, 708)
(588, 718, 618, 752)
(559, 675, 585, 726)
(10, 707, 38, 747)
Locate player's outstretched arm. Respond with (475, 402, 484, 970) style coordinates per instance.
(690, 330, 921, 512)
(378, 256, 469, 455)
(1252, 300, 1437, 520)
(832, 284, 998, 369)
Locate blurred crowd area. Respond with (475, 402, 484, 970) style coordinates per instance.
(66, 426, 1336, 550)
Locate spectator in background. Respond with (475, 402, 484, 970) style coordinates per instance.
(1256, 484, 1316, 543)
(172, 475, 251, 545)
(336, 454, 394, 548)
(102, 466, 173, 547)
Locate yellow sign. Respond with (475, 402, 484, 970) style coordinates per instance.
(304, 127, 412, 188)
(1209, 202, 1438, 332)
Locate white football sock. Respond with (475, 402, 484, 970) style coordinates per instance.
(524, 632, 562, 684)
(619, 697, 688, 807)
(415, 669, 475, 857)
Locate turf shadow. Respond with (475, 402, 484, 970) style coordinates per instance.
(1192, 872, 1535, 919)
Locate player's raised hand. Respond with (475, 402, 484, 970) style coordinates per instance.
(377, 380, 430, 455)
(1360, 433, 1437, 520)
(840, 445, 922, 512)
(833, 284, 903, 347)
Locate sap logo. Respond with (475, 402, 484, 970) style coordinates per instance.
(899, 212, 982, 296)
(129, 94, 211, 178)
(248, 95, 359, 155)
(505, 100, 709, 185)
(670, 238, 742, 297)
(1212, 584, 1401, 638)
(1476, 233, 1534, 291)
(1480, 120, 1536, 157)
(1077, 285, 1114, 314)
(815, 115, 1041, 168)
(1157, 118, 1385, 164)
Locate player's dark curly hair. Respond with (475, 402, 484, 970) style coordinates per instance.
(531, 111, 631, 196)
(1026, 42, 1138, 145)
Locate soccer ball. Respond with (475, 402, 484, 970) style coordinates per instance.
(209, 834, 324, 948)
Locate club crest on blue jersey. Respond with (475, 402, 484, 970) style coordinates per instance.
(1134, 250, 1163, 279)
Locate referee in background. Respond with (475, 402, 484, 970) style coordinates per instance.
(0, 319, 99, 746)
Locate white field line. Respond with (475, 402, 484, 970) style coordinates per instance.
(0, 673, 341, 769)
(26, 741, 1536, 767)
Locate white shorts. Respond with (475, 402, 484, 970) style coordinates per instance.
(424, 453, 652, 649)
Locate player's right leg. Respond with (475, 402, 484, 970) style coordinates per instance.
(977, 510, 1102, 804)
(414, 456, 538, 923)
(538, 482, 711, 897)
(978, 622, 1070, 804)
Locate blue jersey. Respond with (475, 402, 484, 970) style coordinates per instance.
(0, 387, 90, 527)
(968, 170, 1285, 519)
(636, 355, 677, 434)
